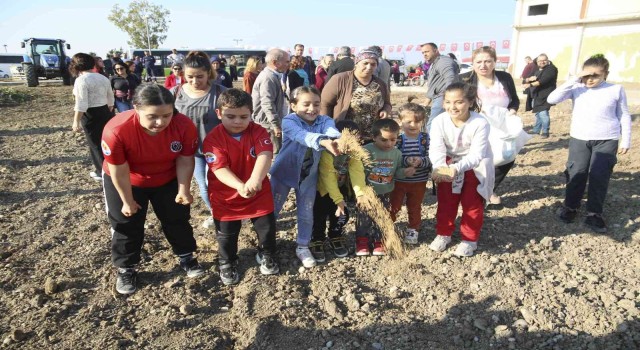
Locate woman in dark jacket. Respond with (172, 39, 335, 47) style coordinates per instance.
(110, 62, 140, 112)
(460, 46, 520, 205)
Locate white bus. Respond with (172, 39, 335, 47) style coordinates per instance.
(0, 53, 24, 78)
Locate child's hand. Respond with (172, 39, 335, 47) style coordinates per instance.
(175, 191, 193, 205)
(407, 156, 422, 167)
(238, 187, 256, 199)
(244, 177, 262, 194)
(618, 148, 629, 155)
(404, 167, 417, 177)
(432, 166, 454, 182)
(320, 139, 341, 156)
(335, 201, 346, 217)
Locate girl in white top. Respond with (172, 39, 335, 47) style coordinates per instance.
(429, 82, 494, 257)
(547, 54, 631, 233)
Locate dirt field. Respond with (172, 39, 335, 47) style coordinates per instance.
(0, 84, 638, 350)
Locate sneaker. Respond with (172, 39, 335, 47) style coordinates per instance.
(489, 194, 502, 205)
(180, 257, 205, 278)
(309, 241, 326, 263)
(115, 268, 137, 295)
(584, 213, 607, 233)
(296, 246, 317, 268)
(89, 171, 102, 181)
(540, 133, 550, 139)
(404, 228, 419, 245)
(219, 261, 240, 285)
(429, 235, 452, 252)
(453, 240, 478, 257)
(202, 217, 215, 229)
(355, 237, 370, 256)
(255, 251, 280, 275)
(557, 206, 578, 223)
(329, 237, 349, 258)
(372, 241, 386, 256)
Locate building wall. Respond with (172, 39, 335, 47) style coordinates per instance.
(510, 0, 640, 82)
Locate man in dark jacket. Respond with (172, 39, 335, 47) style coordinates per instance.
(524, 54, 558, 138)
(142, 51, 157, 82)
(326, 46, 354, 81)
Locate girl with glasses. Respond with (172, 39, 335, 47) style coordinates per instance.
(164, 63, 185, 90)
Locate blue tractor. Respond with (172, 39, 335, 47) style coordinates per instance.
(17, 38, 72, 87)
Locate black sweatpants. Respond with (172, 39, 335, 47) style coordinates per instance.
(564, 138, 618, 214)
(81, 105, 113, 173)
(214, 212, 277, 265)
(312, 192, 349, 242)
(104, 175, 197, 268)
(494, 160, 515, 191)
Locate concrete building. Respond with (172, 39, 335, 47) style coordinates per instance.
(509, 0, 640, 82)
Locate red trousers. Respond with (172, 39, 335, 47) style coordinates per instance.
(390, 181, 427, 230)
(435, 170, 484, 242)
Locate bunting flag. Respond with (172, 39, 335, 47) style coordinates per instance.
(396, 45, 403, 52)
(475, 42, 483, 49)
(502, 40, 510, 49)
(388, 46, 394, 53)
(415, 45, 421, 51)
(308, 47, 313, 55)
(439, 43, 446, 51)
(406, 44, 414, 52)
(451, 43, 458, 51)
(489, 41, 497, 49)
(464, 42, 471, 51)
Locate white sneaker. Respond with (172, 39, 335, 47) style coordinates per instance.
(202, 217, 215, 229)
(404, 228, 419, 245)
(89, 171, 102, 181)
(296, 246, 317, 268)
(454, 241, 477, 257)
(429, 235, 452, 252)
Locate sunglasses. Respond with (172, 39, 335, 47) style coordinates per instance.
(173, 67, 182, 70)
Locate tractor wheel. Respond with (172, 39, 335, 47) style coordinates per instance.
(62, 68, 71, 86)
(23, 63, 39, 87)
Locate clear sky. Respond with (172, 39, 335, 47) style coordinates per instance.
(0, 0, 516, 64)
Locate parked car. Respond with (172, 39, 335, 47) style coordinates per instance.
(459, 63, 472, 74)
(0, 69, 9, 78)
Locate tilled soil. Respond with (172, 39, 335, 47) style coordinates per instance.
(0, 85, 638, 350)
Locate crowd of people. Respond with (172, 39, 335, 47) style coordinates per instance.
(66, 42, 631, 295)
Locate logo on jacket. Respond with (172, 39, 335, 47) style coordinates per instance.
(101, 140, 111, 156)
(170, 141, 183, 153)
(249, 147, 256, 158)
(204, 152, 216, 164)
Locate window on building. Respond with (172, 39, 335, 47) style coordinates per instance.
(528, 4, 549, 16)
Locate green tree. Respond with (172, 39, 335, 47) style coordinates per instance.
(108, 0, 170, 49)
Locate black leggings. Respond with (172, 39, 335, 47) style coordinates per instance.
(312, 192, 349, 242)
(215, 213, 277, 265)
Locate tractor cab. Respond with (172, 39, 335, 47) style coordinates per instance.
(19, 38, 71, 87)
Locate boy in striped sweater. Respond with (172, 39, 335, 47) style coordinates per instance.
(390, 101, 432, 244)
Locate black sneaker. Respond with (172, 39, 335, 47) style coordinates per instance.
(116, 268, 137, 295)
(585, 214, 607, 233)
(329, 237, 349, 258)
(541, 133, 550, 139)
(557, 206, 578, 223)
(309, 241, 326, 263)
(180, 257, 205, 278)
(255, 251, 279, 275)
(219, 261, 239, 286)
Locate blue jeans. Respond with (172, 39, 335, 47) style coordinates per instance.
(533, 109, 550, 134)
(194, 155, 211, 211)
(114, 99, 133, 113)
(425, 96, 444, 133)
(271, 174, 317, 247)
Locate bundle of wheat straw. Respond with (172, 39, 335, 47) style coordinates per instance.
(336, 129, 405, 258)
